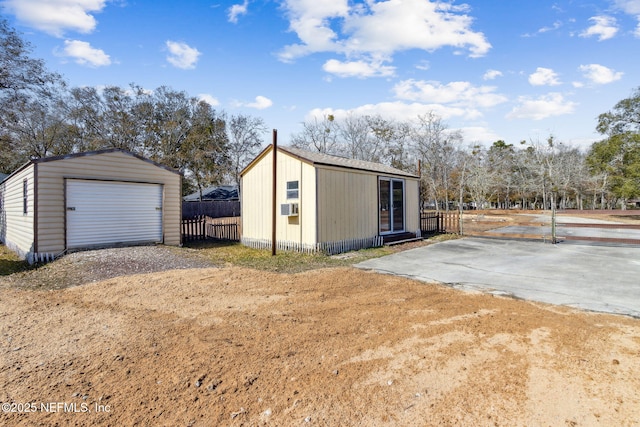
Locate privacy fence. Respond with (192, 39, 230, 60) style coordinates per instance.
(182, 201, 240, 219)
(181, 216, 240, 243)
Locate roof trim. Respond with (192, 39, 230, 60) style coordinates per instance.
(33, 148, 181, 175)
(239, 144, 272, 177)
(1, 149, 180, 184)
(240, 144, 419, 179)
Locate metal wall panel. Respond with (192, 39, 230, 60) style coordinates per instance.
(66, 179, 162, 249)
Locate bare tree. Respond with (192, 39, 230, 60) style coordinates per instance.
(227, 114, 267, 188)
(291, 114, 339, 154)
(411, 112, 462, 211)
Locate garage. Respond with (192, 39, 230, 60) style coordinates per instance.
(66, 179, 164, 249)
(0, 149, 181, 263)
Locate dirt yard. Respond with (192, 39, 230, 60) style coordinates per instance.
(1, 260, 640, 426)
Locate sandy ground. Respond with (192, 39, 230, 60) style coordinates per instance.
(1, 266, 639, 426)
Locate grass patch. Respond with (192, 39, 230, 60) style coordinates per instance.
(183, 240, 395, 273)
(0, 245, 32, 276)
(183, 234, 457, 273)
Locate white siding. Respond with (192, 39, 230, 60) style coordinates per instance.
(241, 148, 317, 246)
(0, 165, 35, 259)
(241, 149, 274, 242)
(316, 166, 378, 243)
(405, 178, 420, 233)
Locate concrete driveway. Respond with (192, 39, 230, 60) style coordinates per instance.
(356, 237, 640, 318)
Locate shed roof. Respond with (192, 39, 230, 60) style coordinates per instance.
(242, 145, 419, 179)
(1, 148, 180, 185)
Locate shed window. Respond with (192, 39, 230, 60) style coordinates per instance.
(286, 181, 299, 199)
(23, 179, 28, 214)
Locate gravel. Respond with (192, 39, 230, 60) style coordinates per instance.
(0, 245, 217, 290)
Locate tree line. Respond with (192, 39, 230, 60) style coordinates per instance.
(0, 18, 266, 197)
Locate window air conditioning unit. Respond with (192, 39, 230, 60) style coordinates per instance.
(280, 202, 299, 216)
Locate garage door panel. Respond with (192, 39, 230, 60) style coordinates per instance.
(66, 180, 163, 249)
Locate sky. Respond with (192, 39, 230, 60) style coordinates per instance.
(2, 0, 640, 150)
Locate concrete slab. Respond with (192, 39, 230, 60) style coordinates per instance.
(355, 238, 640, 318)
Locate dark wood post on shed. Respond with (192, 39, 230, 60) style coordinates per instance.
(272, 129, 277, 256)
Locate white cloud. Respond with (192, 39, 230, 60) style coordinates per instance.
(1, 0, 107, 37)
(538, 20, 562, 34)
(393, 80, 508, 109)
(240, 95, 273, 110)
(278, 0, 490, 64)
(522, 20, 563, 37)
(483, 69, 503, 80)
(304, 80, 508, 128)
(60, 40, 111, 66)
(507, 93, 577, 120)
(228, 0, 249, 24)
(322, 58, 395, 78)
(580, 15, 618, 41)
(614, 0, 640, 15)
(528, 67, 561, 86)
(459, 126, 501, 145)
(198, 94, 220, 106)
(579, 64, 623, 84)
(307, 102, 469, 124)
(415, 60, 430, 71)
(614, 0, 640, 37)
(165, 41, 201, 69)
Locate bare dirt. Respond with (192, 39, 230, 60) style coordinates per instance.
(1, 262, 640, 426)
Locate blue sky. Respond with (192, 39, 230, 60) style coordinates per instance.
(2, 0, 640, 150)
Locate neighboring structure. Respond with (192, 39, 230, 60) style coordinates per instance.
(0, 149, 181, 263)
(240, 145, 420, 254)
(627, 199, 640, 209)
(183, 185, 239, 201)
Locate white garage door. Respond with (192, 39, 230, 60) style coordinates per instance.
(66, 179, 163, 249)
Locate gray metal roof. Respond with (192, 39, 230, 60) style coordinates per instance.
(280, 146, 419, 178)
(1, 148, 180, 185)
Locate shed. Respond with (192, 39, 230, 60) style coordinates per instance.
(240, 145, 420, 254)
(0, 149, 182, 263)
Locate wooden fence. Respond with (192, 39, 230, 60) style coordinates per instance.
(421, 211, 460, 235)
(181, 216, 240, 243)
(182, 201, 240, 219)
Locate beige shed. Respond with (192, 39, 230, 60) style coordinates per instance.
(240, 145, 420, 254)
(0, 149, 181, 263)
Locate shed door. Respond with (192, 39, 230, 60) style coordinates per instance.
(379, 178, 405, 234)
(66, 180, 163, 249)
